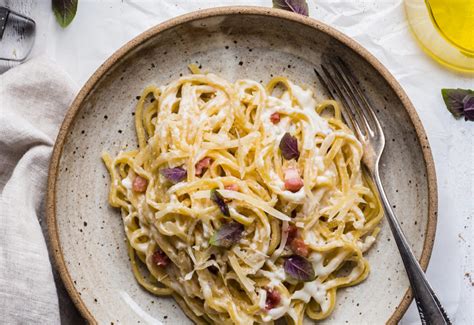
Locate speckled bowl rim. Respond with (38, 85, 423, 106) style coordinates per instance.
(46, 6, 437, 325)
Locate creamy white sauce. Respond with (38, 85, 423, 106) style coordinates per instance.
(310, 251, 348, 277)
(258, 288, 267, 310)
(279, 188, 306, 202)
(263, 295, 291, 321)
(258, 266, 286, 288)
(121, 176, 132, 190)
(292, 279, 330, 313)
(288, 82, 331, 147)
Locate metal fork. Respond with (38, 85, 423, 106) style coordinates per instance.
(315, 58, 451, 325)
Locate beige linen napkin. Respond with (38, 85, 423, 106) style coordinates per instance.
(0, 58, 76, 324)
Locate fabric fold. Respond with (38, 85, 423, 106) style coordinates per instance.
(0, 57, 77, 325)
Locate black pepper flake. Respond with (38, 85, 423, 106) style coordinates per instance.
(151, 98, 155, 102)
(118, 130, 122, 134)
(238, 61, 243, 66)
(104, 115, 108, 119)
(199, 64, 202, 69)
(84, 222, 88, 227)
(81, 130, 85, 134)
(233, 40, 237, 44)
(288, 64, 291, 68)
(164, 316, 168, 319)
(120, 76, 124, 81)
(151, 63, 155, 68)
(136, 96, 141, 100)
(225, 45, 229, 49)
(132, 112, 135, 116)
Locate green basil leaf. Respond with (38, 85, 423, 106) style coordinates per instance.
(52, 0, 78, 28)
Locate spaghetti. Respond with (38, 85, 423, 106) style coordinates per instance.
(102, 68, 383, 324)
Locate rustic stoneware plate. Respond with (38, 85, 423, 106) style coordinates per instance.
(47, 6, 437, 325)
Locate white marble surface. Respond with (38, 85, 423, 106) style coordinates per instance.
(2, 0, 472, 324)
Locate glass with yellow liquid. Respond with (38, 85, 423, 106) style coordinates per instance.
(405, 0, 474, 73)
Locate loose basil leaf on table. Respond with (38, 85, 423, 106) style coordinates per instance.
(272, 0, 309, 16)
(441, 88, 474, 121)
(52, 0, 78, 28)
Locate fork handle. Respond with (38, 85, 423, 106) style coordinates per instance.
(373, 172, 451, 325)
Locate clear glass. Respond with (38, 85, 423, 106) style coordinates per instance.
(404, 0, 474, 73)
(0, 6, 35, 72)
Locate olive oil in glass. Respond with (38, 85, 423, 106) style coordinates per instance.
(405, 0, 474, 72)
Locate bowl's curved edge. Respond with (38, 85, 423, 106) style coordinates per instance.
(46, 6, 437, 324)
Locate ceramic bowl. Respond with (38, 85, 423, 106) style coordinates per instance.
(47, 7, 437, 324)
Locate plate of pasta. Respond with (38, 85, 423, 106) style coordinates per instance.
(47, 7, 437, 325)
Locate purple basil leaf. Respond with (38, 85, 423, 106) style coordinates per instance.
(279, 133, 300, 160)
(211, 189, 230, 216)
(273, 0, 309, 16)
(462, 94, 474, 121)
(441, 88, 474, 119)
(209, 222, 244, 248)
(284, 255, 315, 282)
(160, 167, 187, 183)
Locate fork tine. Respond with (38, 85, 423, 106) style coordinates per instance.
(318, 65, 365, 139)
(329, 61, 373, 137)
(314, 68, 338, 101)
(314, 68, 355, 131)
(335, 57, 383, 133)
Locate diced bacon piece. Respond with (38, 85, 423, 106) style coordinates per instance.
(224, 184, 239, 191)
(286, 225, 298, 246)
(270, 112, 281, 124)
(152, 249, 170, 267)
(195, 157, 212, 176)
(283, 167, 304, 192)
(132, 175, 148, 193)
(290, 238, 309, 257)
(265, 288, 281, 310)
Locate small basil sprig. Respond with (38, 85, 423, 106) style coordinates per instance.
(441, 88, 474, 121)
(209, 222, 244, 248)
(211, 189, 230, 216)
(52, 0, 78, 28)
(279, 133, 300, 160)
(160, 167, 187, 183)
(273, 0, 309, 16)
(284, 255, 315, 282)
